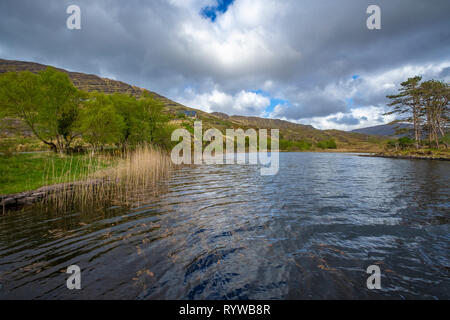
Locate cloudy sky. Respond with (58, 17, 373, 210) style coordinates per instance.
(1, 0, 449, 130)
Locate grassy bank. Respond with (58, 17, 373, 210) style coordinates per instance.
(0, 152, 113, 195)
(1, 145, 172, 195)
(1, 146, 172, 213)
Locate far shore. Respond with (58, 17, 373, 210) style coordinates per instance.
(359, 153, 450, 161)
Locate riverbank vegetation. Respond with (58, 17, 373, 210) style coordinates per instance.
(383, 76, 449, 158)
(0, 152, 112, 195)
(1, 145, 171, 212)
(0, 68, 175, 154)
(43, 145, 171, 212)
(0, 68, 174, 206)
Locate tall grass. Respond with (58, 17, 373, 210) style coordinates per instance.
(42, 145, 172, 212)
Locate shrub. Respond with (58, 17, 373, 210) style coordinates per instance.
(398, 136, 414, 149)
(317, 139, 337, 149)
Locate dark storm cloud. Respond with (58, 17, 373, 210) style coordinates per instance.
(0, 0, 449, 127)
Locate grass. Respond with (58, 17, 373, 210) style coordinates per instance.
(0, 152, 113, 195)
(1, 145, 172, 214)
(0, 136, 47, 153)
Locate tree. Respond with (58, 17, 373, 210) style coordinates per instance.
(0, 71, 41, 137)
(38, 67, 84, 152)
(418, 80, 449, 148)
(385, 76, 422, 149)
(80, 92, 125, 150)
(139, 93, 169, 146)
(0, 68, 83, 153)
(108, 92, 170, 149)
(109, 93, 145, 149)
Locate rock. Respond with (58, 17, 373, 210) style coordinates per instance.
(17, 197, 36, 206)
(1, 198, 16, 206)
(31, 192, 46, 199)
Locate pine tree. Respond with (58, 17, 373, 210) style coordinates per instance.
(385, 76, 422, 149)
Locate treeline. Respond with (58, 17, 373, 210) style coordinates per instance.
(386, 76, 449, 149)
(0, 67, 174, 153)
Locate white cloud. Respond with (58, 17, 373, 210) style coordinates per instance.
(278, 106, 395, 131)
(178, 88, 271, 116)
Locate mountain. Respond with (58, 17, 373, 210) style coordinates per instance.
(351, 123, 413, 137)
(0, 58, 384, 151)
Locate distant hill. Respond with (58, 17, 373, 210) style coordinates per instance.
(0, 58, 384, 151)
(351, 123, 413, 137)
(0, 59, 145, 96)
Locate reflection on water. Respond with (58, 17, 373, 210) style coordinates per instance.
(0, 153, 449, 299)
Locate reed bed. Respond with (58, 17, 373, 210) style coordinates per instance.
(41, 145, 172, 212)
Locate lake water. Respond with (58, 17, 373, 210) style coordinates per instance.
(0, 152, 449, 299)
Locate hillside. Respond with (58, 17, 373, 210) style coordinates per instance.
(352, 123, 413, 137)
(0, 58, 383, 151)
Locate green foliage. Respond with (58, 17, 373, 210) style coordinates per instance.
(386, 76, 449, 149)
(0, 68, 83, 152)
(0, 68, 173, 153)
(0, 153, 111, 195)
(439, 133, 450, 146)
(386, 139, 398, 150)
(109, 93, 143, 146)
(80, 92, 125, 148)
(38, 68, 82, 147)
(386, 136, 415, 150)
(152, 123, 179, 149)
(81, 92, 171, 149)
(279, 139, 312, 151)
(140, 92, 169, 146)
(398, 136, 414, 149)
(182, 122, 194, 134)
(317, 139, 337, 149)
(0, 70, 41, 127)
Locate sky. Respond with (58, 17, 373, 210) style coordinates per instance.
(0, 0, 449, 130)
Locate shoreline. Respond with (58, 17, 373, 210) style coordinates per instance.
(359, 153, 450, 161)
(3, 150, 448, 213)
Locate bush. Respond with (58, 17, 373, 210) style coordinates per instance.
(279, 139, 312, 151)
(386, 139, 398, 150)
(386, 137, 415, 150)
(398, 136, 414, 149)
(439, 134, 450, 147)
(317, 139, 337, 149)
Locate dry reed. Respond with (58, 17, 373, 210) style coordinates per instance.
(41, 145, 172, 212)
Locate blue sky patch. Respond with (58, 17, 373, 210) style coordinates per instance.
(201, 0, 234, 22)
(251, 89, 290, 114)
